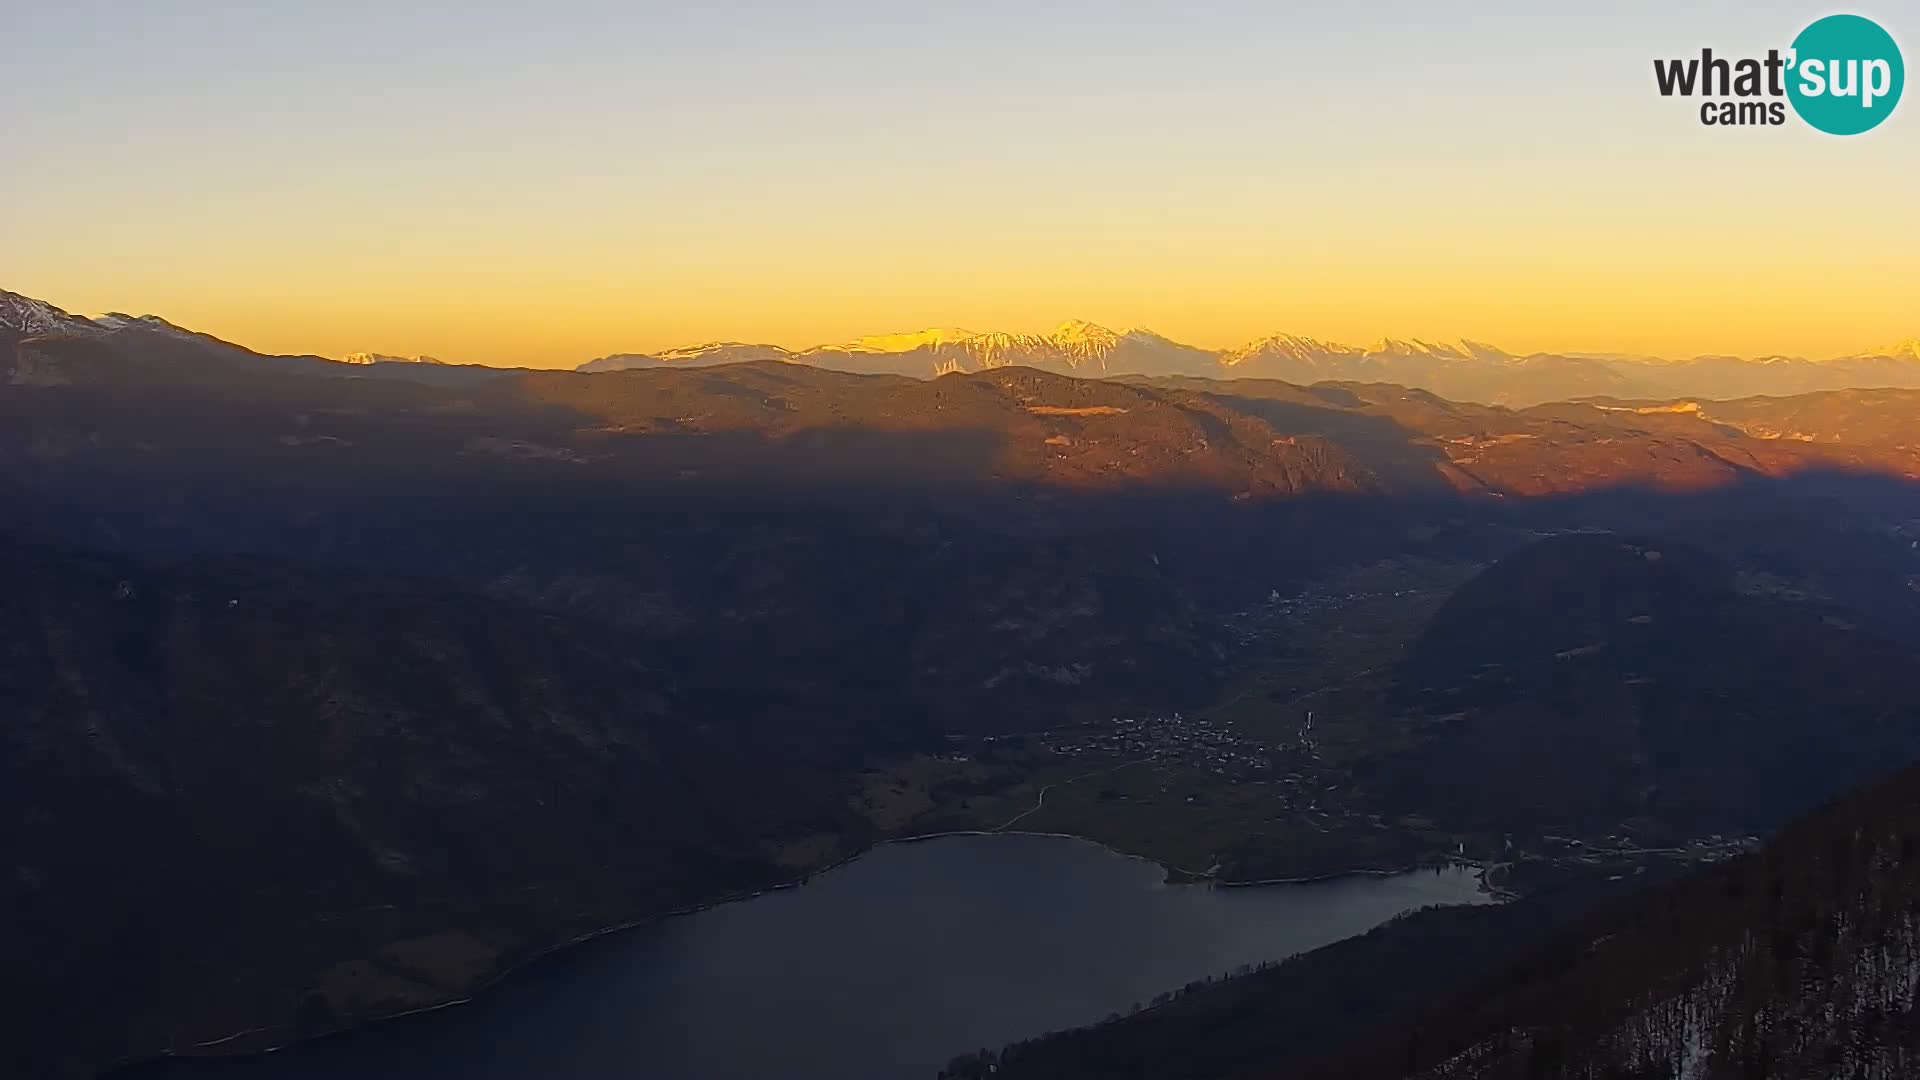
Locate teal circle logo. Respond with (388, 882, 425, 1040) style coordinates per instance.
(1787, 14, 1904, 134)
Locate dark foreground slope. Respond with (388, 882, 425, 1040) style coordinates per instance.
(963, 758, 1920, 1080)
(0, 541, 882, 1076)
(1366, 534, 1920, 838)
(1382, 757, 1920, 1080)
(1390, 760, 1920, 1068)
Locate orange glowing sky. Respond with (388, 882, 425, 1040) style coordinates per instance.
(3, 2, 1914, 367)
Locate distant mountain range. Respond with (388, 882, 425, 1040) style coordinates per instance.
(7, 287, 1920, 407)
(578, 321, 1222, 381)
(582, 322, 1920, 405)
(340, 351, 444, 366)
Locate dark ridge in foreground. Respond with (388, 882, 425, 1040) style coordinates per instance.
(0, 540, 875, 1076)
(938, 868, 1656, 1080)
(960, 758, 1920, 1080)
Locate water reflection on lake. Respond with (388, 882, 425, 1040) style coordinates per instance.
(134, 833, 1489, 1080)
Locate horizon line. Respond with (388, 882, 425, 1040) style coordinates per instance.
(9, 285, 1914, 372)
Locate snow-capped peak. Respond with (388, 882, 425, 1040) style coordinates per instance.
(834, 327, 979, 354)
(1457, 338, 1515, 362)
(1048, 319, 1124, 360)
(1051, 318, 1118, 343)
(1222, 333, 1516, 368)
(656, 342, 792, 363)
(93, 312, 204, 342)
(0, 290, 101, 338)
(1374, 337, 1489, 360)
(340, 351, 445, 366)
(1369, 337, 1521, 362)
(1222, 333, 1360, 366)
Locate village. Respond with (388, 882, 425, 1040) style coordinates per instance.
(1035, 711, 1282, 778)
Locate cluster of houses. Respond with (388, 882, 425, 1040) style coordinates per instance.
(1039, 712, 1277, 778)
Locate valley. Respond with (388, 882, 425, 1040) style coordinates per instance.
(851, 550, 1781, 893)
(4, 286, 1920, 1077)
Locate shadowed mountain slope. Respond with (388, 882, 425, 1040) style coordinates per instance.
(0, 539, 893, 1075)
(1367, 534, 1920, 837)
(967, 758, 1920, 1080)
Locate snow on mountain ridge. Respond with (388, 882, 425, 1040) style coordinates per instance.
(10, 285, 1916, 405)
(1221, 334, 1362, 367)
(0, 291, 102, 338)
(656, 342, 792, 363)
(94, 313, 210, 343)
(576, 341, 794, 373)
(1222, 334, 1528, 372)
(808, 321, 1146, 372)
(340, 352, 446, 366)
(830, 327, 981, 354)
(1050, 319, 1122, 358)
(1371, 338, 1520, 362)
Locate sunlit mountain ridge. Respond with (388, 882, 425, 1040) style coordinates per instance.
(7, 287, 1920, 407)
(572, 320, 1920, 404)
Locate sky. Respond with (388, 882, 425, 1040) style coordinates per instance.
(2, 1, 1914, 367)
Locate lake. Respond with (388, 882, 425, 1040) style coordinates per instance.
(133, 833, 1490, 1080)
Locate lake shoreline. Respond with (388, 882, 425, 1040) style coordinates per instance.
(111, 827, 1491, 1075)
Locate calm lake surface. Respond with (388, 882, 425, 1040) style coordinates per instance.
(136, 834, 1489, 1080)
